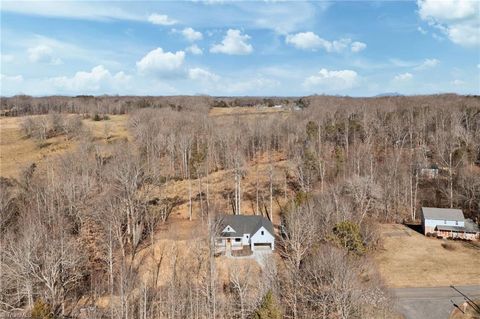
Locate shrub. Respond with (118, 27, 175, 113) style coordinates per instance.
(31, 299, 54, 319)
(293, 191, 309, 206)
(441, 242, 455, 251)
(437, 236, 443, 239)
(331, 221, 366, 254)
(253, 290, 282, 319)
(92, 113, 110, 121)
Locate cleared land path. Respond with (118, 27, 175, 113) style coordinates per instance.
(393, 285, 480, 319)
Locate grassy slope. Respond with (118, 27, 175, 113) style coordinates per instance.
(0, 115, 129, 178)
(375, 224, 480, 288)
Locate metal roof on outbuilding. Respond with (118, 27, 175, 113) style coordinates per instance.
(422, 207, 464, 221)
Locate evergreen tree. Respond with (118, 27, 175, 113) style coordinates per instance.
(253, 290, 282, 319)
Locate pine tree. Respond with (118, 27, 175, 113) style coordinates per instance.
(253, 290, 282, 319)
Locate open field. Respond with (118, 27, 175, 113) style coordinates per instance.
(376, 224, 480, 288)
(209, 106, 290, 117)
(0, 115, 129, 178)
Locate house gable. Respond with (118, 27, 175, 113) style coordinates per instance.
(222, 225, 236, 234)
(251, 226, 274, 243)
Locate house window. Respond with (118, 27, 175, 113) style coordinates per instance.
(455, 221, 458, 225)
(246, 235, 249, 238)
(444, 220, 446, 224)
(261, 231, 264, 235)
(235, 238, 241, 242)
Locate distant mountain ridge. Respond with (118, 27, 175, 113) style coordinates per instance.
(375, 92, 404, 97)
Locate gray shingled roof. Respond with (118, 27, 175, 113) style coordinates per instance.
(465, 219, 480, 233)
(219, 215, 274, 237)
(422, 207, 464, 221)
(435, 225, 465, 232)
(435, 220, 480, 233)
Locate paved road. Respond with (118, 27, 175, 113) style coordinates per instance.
(392, 285, 480, 319)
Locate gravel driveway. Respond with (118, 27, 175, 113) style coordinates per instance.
(226, 247, 274, 267)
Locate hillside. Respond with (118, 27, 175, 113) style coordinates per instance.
(1, 95, 479, 319)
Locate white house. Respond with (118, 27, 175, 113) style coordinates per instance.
(217, 215, 275, 251)
(421, 207, 479, 240)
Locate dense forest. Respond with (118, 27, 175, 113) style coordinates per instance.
(0, 94, 479, 319)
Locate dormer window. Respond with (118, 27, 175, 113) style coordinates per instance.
(261, 231, 264, 235)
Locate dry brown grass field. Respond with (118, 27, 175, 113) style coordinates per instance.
(0, 114, 129, 178)
(375, 224, 480, 288)
(208, 106, 290, 117)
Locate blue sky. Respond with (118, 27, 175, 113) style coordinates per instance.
(1, 0, 479, 96)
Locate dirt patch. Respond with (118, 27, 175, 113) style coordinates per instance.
(375, 224, 480, 288)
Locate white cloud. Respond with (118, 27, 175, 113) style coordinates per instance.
(351, 41, 367, 53)
(0, 74, 24, 96)
(188, 67, 220, 82)
(418, 0, 477, 21)
(432, 33, 444, 42)
(417, 0, 480, 47)
(304, 68, 359, 90)
(415, 58, 439, 70)
(1, 1, 143, 22)
(186, 44, 203, 55)
(447, 23, 480, 47)
(451, 79, 465, 86)
(0, 74, 23, 83)
(50, 65, 129, 93)
(210, 29, 253, 55)
(148, 13, 177, 25)
(285, 32, 331, 50)
(286, 32, 366, 53)
(393, 72, 413, 81)
(1, 54, 14, 63)
(417, 26, 428, 35)
(181, 27, 203, 41)
(136, 48, 185, 76)
(27, 45, 63, 65)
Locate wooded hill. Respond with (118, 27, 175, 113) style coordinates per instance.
(0, 94, 479, 319)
